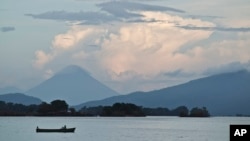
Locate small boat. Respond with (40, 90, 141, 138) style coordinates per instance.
(36, 126, 75, 133)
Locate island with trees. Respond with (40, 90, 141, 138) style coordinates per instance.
(0, 99, 210, 117)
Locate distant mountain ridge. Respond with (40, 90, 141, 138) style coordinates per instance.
(0, 86, 23, 94)
(76, 70, 250, 116)
(0, 93, 42, 105)
(26, 65, 118, 105)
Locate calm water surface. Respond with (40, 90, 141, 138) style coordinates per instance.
(0, 116, 249, 141)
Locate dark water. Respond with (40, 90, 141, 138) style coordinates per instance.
(0, 116, 249, 141)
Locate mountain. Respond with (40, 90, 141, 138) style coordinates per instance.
(0, 86, 23, 94)
(26, 65, 118, 105)
(0, 93, 42, 105)
(76, 70, 250, 116)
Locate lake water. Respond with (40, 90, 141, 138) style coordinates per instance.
(0, 116, 249, 141)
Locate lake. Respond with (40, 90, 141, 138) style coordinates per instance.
(0, 116, 249, 141)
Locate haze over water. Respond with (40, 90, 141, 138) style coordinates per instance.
(1, 116, 250, 141)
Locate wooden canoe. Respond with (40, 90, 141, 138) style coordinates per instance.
(36, 127, 75, 133)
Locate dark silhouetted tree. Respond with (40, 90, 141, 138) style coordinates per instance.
(50, 100, 68, 113)
(101, 103, 145, 116)
(143, 107, 170, 116)
(171, 106, 189, 116)
(190, 107, 210, 117)
(37, 102, 52, 114)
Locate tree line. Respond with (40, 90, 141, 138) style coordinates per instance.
(0, 100, 210, 117)
(80, 104, 210, 117)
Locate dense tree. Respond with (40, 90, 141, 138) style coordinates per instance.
(101, 103, 145, 116)
(0, 100, 211, 117)
(0, 101, 6, 111)
(37, 100, 69, 115)
(190, 107, 210, 117)
(1, 100, 70, 116)
(143, 107, 170, 116)
(37, 102, 52, 114)
(50, 100, 68, 113)
(81, 106, 104, 116)
(171, 106, 189, 117)
(69, 107, 76, 114)
(0, 101, 38, 116)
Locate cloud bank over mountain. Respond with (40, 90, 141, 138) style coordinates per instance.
(25, 0, 250, 93)
(1, 0, 249, 93)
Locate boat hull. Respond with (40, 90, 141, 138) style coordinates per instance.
(36, 128, 75, 133)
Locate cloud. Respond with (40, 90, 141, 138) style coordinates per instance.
(33, 11, 215, 92)
(33, 50, 54, 69)
(1, 26, 15, 32)
(203, 61, 250, 76)
(163, 69, 195, 78)
(97, 1, 184, 18)
(31, 1, 250, 93)
(44, 69, 54, 79)
(33, 26, 104, 69)
(97, 13, 214, 79)
(26, 1, 184, 25)
(34, 10, 247, 93)
(100, 1, 185, 13)
(177, 25, 250, 32)
(52, 27, 97, 49)
(35, 12, 213, 77)
(26, 11, 116, 24)
(188, 15, 223, 20)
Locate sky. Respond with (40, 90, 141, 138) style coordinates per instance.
(1, 0, 250, 94)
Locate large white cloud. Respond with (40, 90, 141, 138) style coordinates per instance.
(33, 26, 104, 69)
(52, 27, 98, 49)
(33, 50, 54, 69)
(32, 10, 250, 93)
(98, 12, 214, 79)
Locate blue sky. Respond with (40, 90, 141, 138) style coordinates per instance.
(1, 0, 250, 94)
